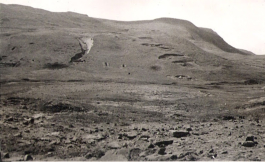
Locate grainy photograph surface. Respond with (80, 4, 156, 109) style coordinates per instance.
(0, 0, 265, 161)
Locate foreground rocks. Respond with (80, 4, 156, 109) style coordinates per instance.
(1, 87, 265, 161)
(2, 104, 264, 161)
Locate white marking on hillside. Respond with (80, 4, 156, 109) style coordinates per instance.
(77, 37, 94, 54)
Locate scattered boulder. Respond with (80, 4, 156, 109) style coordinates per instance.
(6, 116, 14, 121)
(154, 140, 173, 147)
(42, 101, 84, 113)
(170, 130, 190, 138)
(244, 79, 260, 85)
(242, 141, 256, 147)
(242, 134, 258, 147)
(148, 143, 155, 148)
(222, 115, 236, 120)
(246, 134, 255, 142)
(158, 147, 166, 155)
(207, 149, 217, 159)
(184, 124, 192, 131)
(3, 152, 10, 158)
(170, 154, 178, 160)
(24, 154, 33, 161)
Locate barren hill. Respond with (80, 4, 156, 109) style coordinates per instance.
(1, 3, 264, 84)
(1, 3, 265, 161)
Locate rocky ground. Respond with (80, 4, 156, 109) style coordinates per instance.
(1, 81, 265, 161)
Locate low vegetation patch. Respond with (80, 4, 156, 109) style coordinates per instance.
(43, 62, 68, 69)
(150, 65, 162, 71)
(158, 53, 184, 59)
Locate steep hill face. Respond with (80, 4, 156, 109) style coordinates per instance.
(1, 3, 264, 84)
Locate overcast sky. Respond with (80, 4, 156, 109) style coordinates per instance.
(1, 0, 264, 55)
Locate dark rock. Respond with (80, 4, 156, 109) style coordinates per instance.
(148, 143, 155, 148)
(223, 115, 235, 120)
(85, 153, 92, 159)
(24, 150, 32, 155)
(250, 157, 261, 161)
(158, 147, 166, 155)
(48, 147, 55, 152)
(242, 141, 257, 147)
(198, 150, 204, 155)
(24, 154, 33, 161)
(118, 134, 123, 139)
(170, 154, 178, 160)
(209, 149, 214, 153)
(186, 127, 192, 132)
(184, 125, 193, 131)
(207, 149, 217, 159)
(6, 117, 14, 121)
(154, 140, 173, 147)
(142, 128, 148, 131)
(170, 130, 190, 138)
(28, 118, 34, 124)
(3, 152, 10, 158)
(246, 134, 255, 142)
(192, 132, 200, 136)
(23, 121, 29, 125)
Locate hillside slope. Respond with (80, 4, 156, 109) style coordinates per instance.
(1, 3, 264, 84)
